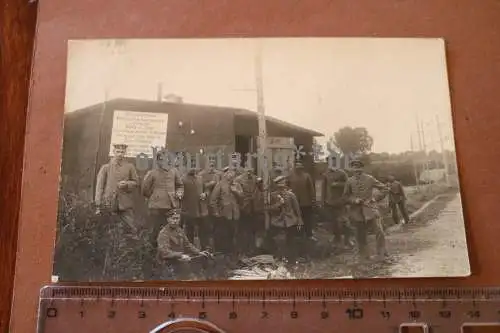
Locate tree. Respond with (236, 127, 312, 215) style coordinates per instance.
(330, 127, 374, 156)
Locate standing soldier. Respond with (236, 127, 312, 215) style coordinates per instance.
(173, 152, 186, 177)
(142, 150, 184, 252)
(209, 170, 243, 257)
(387, 175, 410, 224)
(269, 163, 286, 193)
(198, 160, 222, 246)
(288, 161, 316, 240)
(94, 143, 140, 278)
(234, 166, 258, 256)
(199, 161, 222, 194)
(321, 162, 353, 249)
(219, 166, 230, 175)
(230, 152, 244, 176)
(95, 143, 139, 237)
(343, 159, 390, 261)
(182, 167, 211, 250)
(253, 177, 267, 251)
(270, 162, 285, 180)
(267, 176, 304, 263)
(266, 175, 304, 264)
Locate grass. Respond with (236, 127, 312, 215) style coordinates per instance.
(54, 182, 458, 281)
(296, 182, 461, 279)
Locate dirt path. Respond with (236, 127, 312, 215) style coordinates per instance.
(387, 194, 470, 277)
(293, 190, 470, 279)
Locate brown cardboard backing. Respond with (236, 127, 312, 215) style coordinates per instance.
(11, 1, 500, 332)
(1, 0, 37, 331)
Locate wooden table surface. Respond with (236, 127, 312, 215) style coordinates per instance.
(1, 1, 500, 333)
(0, 0, 37, 332)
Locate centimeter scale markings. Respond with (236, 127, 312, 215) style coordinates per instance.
(38, 286, 500, 333)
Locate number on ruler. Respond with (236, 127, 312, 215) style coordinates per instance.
(168, 312, 176, 319)
(261, 311, 269, 319)
(138, 311, 146, 319)
(107, 310, 116, 319)
(290, 311, 298, 319)
(79, 311, 84, 318)
(346, 308, 363, 320)
(321, 311, 329, 319)
(467, 310, 481, 319)
(46, 308, 58, 318)
(380, 311, 391, 319)
(229, 312, 237, 320)
(199, 312, 207, 319)
(409, 310, 421, 320)
(439, 310, 451, 318)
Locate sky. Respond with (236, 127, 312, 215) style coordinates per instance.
(65, 37, 456, 154)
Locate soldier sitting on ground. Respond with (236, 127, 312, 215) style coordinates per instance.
(156, 210, 212, 280)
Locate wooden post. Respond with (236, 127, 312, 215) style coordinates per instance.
(419, 118, 430, 180)
(436, 115, 450, 186)
(254, 41, 270, 230)
(157, 82, 163, 102)
(410, 134, 420, 189)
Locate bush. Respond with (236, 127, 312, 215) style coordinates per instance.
(54, 192, 151, 281)
(54, 193, 104, 280)
(365, 163, 418, 185)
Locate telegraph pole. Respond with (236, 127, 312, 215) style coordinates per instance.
(410, 134, 420, 189)
(436, 115, 450, 186)
(254, 41, 270, 230)
(415, 114, 423, 183)
(156, 82, 163, 102)
(419, 118, 429, 179)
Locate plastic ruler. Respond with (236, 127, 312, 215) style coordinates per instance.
(37, 285, 500, 333)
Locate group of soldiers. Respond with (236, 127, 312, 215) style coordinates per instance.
(94, 143, 410, 279)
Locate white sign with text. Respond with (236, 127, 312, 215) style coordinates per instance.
(109, 110, 169, 158)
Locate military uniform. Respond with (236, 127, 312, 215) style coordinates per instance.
(234, 165, 245, 177)
(198, 167, 222, 248)
(234, 170, 259, 255)
(288, 165, 316, 238)
(95, 158, 139, 232)
(142, 167, 184, 249)
(321, 168, 353, 247)
(252, 178, 267, 249)
(94, 149, 141, 279)
(182, 171, 211, 249)
(209, 173, 243, 254)
(388, 179, 410, 224)
(270, 164, 287, 191)
(266, 176, 304, 263)
(157, 224, 201, 259)
(198, 168, 222, 214)
(156, 222, 203, 280)
(343, 164, 388, 259)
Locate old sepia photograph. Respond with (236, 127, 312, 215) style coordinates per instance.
(54, 37, 470, 281)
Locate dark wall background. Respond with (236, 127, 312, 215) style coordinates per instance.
(62, 101, 317, 201)
(61, 101, 236, 198)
